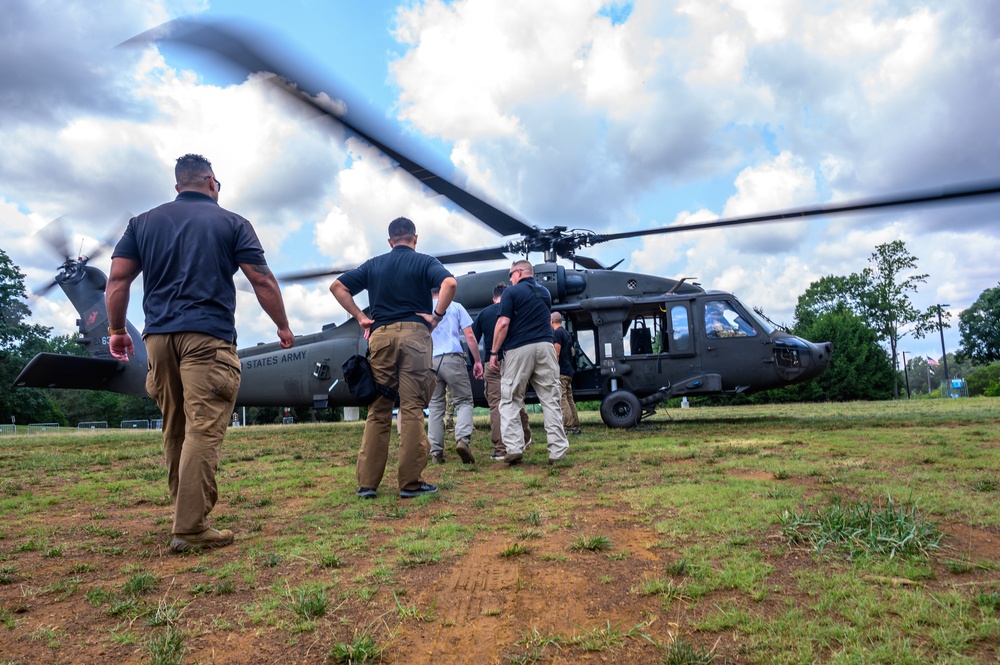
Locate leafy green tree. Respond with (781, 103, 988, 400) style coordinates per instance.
(957, 284, 1000, 365)
(797, 309, 894, 401)
(0, 248, 65, 425)
(795, 240, 940, 398)
(793, 274, 867, 330)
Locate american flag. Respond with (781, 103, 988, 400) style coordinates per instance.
(927, 356, 939, 366)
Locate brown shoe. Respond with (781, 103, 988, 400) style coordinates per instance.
(170, 528, 234, 552)
(504, 452, 522, 465)
(456, 440, 475, 464)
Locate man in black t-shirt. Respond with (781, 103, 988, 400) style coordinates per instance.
(489, 261, 568, 464)
(107, 153, 294, 553)
(551, 312, 581, 434)
(332, 217, 455, 499)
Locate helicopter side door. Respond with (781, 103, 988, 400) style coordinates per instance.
(621, 300, 702, 398)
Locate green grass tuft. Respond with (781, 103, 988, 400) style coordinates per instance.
(780, 496, 942, 559)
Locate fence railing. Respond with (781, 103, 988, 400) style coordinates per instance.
(27, 423, 61, 434)
(78, 421, 109, 429)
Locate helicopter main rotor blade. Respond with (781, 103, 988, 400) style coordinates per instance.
(122, 19, 536, 240)
(590, 180, 1000, 245)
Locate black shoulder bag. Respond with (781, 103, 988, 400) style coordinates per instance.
(342, 354, 398, 406)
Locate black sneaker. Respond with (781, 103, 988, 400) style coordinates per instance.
(431, 453, 446, 465)
(399, 482, 438, 499)
(356, 487, 377, 499)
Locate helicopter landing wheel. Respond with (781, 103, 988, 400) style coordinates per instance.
(600, 390, 641, 429)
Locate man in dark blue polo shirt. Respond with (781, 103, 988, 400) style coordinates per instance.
(472, 283, 531, 460)
(106, 153, 294, 552)
(488, 261, 568, 464)
(551, 311, 581, 434)
(331, 217, 456, 499)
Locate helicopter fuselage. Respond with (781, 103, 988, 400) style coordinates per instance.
(15, 262, 830, 427)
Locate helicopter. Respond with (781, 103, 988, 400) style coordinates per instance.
(13, 18, 1000, 428)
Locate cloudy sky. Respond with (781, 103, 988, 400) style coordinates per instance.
(2, 0, 998, 366)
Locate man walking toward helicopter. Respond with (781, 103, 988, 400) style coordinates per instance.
(489, 261, 568, 464)
(331, 216, 456, 499)
(106, 153, 294, 553)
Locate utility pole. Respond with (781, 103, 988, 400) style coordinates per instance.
(937, 304, 950, 397)
(901, 351, 911, 398)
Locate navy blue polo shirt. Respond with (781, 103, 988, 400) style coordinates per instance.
(111, 191, 266, 343)
(497, 276, 553, 351)
(337, 245, 453, 333)
(472, 302, 501, 362)
(553, 325, 574, 376)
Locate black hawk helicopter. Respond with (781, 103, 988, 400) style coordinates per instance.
(14, 19, 1000, 427)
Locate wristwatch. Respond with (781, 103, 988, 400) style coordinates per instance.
(108, 327, 128, 335)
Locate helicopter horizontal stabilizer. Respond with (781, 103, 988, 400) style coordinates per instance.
(14, 353, 126, 391)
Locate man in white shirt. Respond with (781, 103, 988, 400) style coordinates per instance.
(428, 288, 483, 464)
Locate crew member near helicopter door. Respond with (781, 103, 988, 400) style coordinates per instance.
(489, 261, 568, 465)
(331, 216, 456, 500)
(551, 311, 581, 435)
(106, 153, 294, 553)
(472, 283, 532, 460)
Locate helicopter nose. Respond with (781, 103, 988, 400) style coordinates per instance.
(813, 341, 833, 368)
(772, 336, 833, 383)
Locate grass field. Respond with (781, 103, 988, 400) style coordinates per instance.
(0, 398, 998, 664)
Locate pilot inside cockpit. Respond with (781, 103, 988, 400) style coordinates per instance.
(705, 302, 753, 338)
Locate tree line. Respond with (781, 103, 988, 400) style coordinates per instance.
(2, 242, 999, 426)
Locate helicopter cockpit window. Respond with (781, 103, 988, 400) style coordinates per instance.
(705, 301, 757, 338)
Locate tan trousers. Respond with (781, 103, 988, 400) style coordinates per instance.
(144, 333, 241, 536)
(499, 342, 568, 459)
(484, 363, 530, 456)
(359, 322, 433, 491)
(559, 375, 580, 430)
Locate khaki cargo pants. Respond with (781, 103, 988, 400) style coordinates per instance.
(358, 322, 434, 492)
(144, 333, 241, 536)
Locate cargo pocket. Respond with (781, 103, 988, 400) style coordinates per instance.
(209, 349, 242, 402)
(500, 375, 514, 403)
